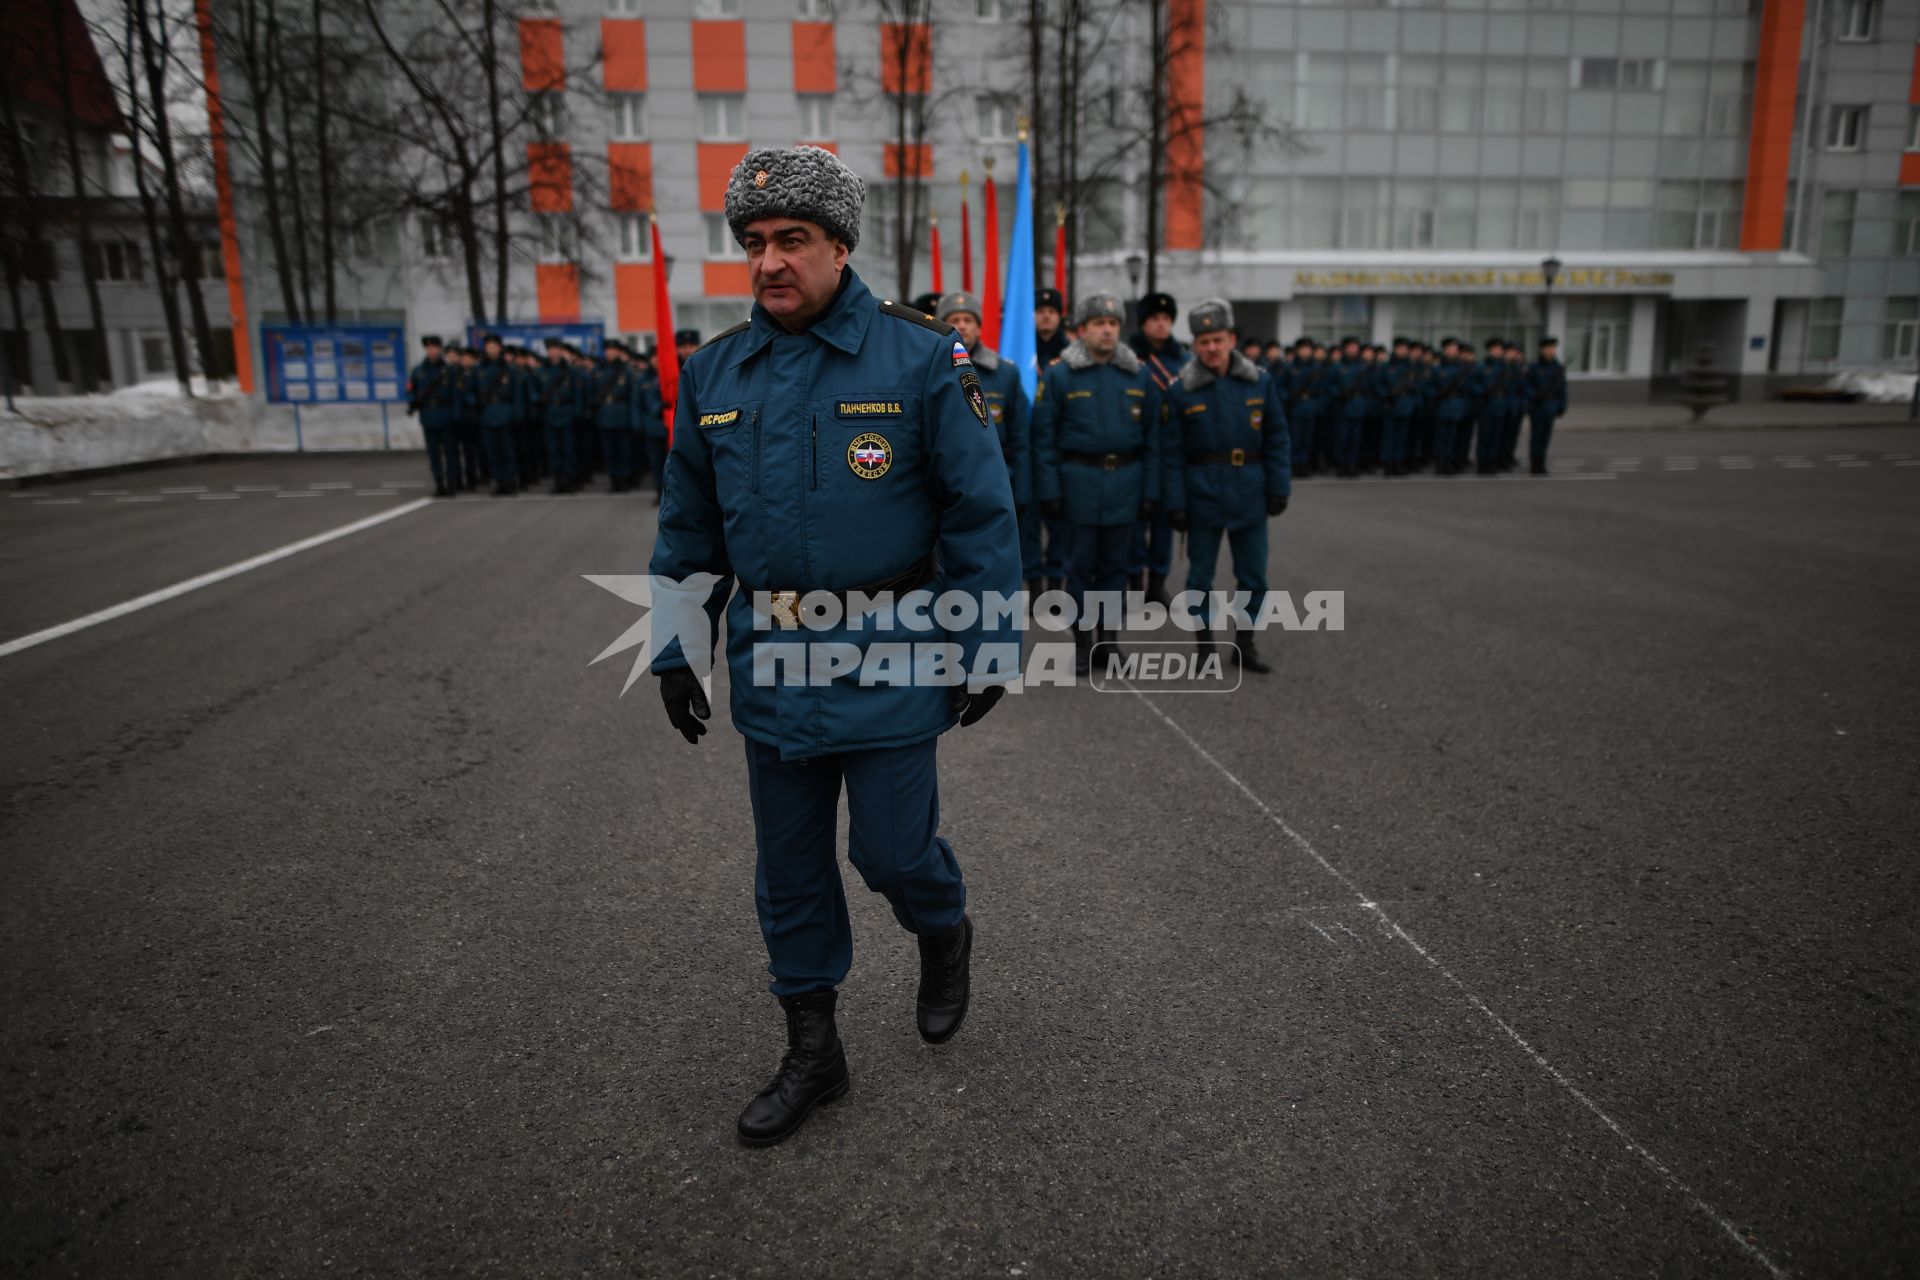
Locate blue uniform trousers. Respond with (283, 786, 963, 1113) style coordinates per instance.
(1066, 521, 1133, 608)
(743, 736, 966, 998)
(1043, 515, 1072, 580)
(484, 425, 519, 490)
(1501, 412, 1524, 466)
(422, 425, 458, 491)
(1529, 409, 1557, 469)
(601, 427, 633, 486)
(1334, 408, 1366, 470)
(1128, 512, 1173, 578)
(1381, 409, 1413, 470)
(545, 418, 579, 482)
(1291, 406, 1317, 471)
(1476, 413, 1510, 471)
(643, 435, 669, 493)
(1019, 505, 1044, 582)
(457, 423, 487, 485)
(1182, 523, 1269, 628)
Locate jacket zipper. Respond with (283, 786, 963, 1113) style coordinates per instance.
(749, 408, 761, 494)
(809, 411, 818, 491)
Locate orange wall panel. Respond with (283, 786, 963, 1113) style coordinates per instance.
(880, 23, 931, 96)
(792, 22, 836, 94)
(601, 19, 648, 92)
(1738, 0, 1805, 251)
(698, 142, 748, 211)
(884, 143, 933, 179)
(615, 262, 657, 331)
(528, 142, 573, 212)
(519, 18, 565, 92)
(704, 262, 752, 297)
(537, 263, 581, 321)
(1901, 154, 1920, 187)
(609, 142, 654, 212)
(1909, 44, 1920, 103)
(691, 20, 746, 93)
(1163, 0, 1205, 251)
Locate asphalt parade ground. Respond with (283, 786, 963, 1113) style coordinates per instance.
(3, 425, 1917, 1278)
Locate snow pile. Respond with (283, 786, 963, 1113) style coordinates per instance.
(1825, 369, 1918, 403)
(109, 377, 246, 400)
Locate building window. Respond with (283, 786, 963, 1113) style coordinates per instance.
(1295, 295, 1372, 347)
(181, 241, 224, 280)
(617, 212, 652, 260)
(1573, 58, 1663, 90)
(1564, 297, 1631, 374)
(797, 94, 834, 141)
(796, 0, 830, 16)
(529, 91, 564, 139)
(1883, 298, 1918, 361)
(610, 93, 647, 140)
(1341, 177, 1388, 249)
(704, 212, 744, 259)
(1524, 61, 1567, 133)
(1896, 193, 1920, 256)
(1908, 106, 1920, 152)
(1397, 57, 1439, 130)
(974, 0, 1009, 19)
(1807, 298, 1844, 361)
(420, 214, 453, 260)
(1836, 0, 1877, 41)
(1299, 53, 1344, 131)
(537, 217, 576, 262)
(141, 332, 175, 376)
(697, 94, 746, 141)
(1819, 189, 1856, 257)
(976, 95, 1014, 142)
(607, 0, 640, 14)
(692, 0, 740, 16)
(1825, 105, 1867, 151)
(84, 239, 143, 283)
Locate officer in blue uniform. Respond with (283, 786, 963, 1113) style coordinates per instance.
(1527, 336, 1568, 475)
(406, 335, 461, 498)
(1032, 287, 1070, 589)
(1381, 337, 1421, 478)
(1283, 337, 1319, 478)
(648, 146, 1020, 1148)
(632, 349, 669, 501)
(1329, 336, 1370, 479)
(1475, 338, 1519, 476)
(1162, 300, 1290, 674)
(1127, 291, 1183, 604)
(1031, 291, 1163, 676)
(937, 291, 1031, 581)
(536, 337, 583, 493)
(472, 333, 521, 495)
(593, 341, 636, 492)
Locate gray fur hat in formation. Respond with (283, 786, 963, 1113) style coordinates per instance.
(1189, 298, 1235, 336)
(725, 145, 865, 250)
(936, 291, 984, 323)
(1074, 291, 1125, 326)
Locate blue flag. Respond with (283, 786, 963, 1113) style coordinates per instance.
(999, 137, 1038, 401)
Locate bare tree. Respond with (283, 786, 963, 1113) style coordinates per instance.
(44, 0, 111, 389)
(117, 0, 191, 392)
(0, 63, 75, 387)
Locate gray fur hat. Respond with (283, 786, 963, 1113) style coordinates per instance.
(936, 291, 984, 323)
(725, 145, 865, 250)
(1188, 298, 1235, 336)
(1075, 291, 1124, 326)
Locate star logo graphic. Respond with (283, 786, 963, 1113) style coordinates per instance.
(582, 572, 726, 696)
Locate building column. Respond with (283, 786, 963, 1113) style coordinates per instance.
(1371, 296, 1396, 346)
(1773, 298, 1808, 374)
(1628, 295, 1658, 380)
(1546, 296, 1568, 344)
(1739, 296, 1775, 377)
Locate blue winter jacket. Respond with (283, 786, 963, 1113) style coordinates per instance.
(1161, 351, 1291, 531)
(1030, 339, 1163, 526)
(971, 343, 1032, 508)
(407, 357, 460, 430)
(648, 267, 1022, 761)
(470, 357, 521, 430)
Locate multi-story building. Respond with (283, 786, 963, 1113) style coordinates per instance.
(13, 0, 1920, 401)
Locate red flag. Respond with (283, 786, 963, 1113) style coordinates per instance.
(981, 164, 1001, 349)
(1054, 203, 1068, 297)
(929, 213, 944, 296)
(650, 217, 680, 447)
(960, 171, 973, 293)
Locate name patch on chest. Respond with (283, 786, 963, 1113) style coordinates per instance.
(837, 400, 904, 417)
(698, 409, 741, 427)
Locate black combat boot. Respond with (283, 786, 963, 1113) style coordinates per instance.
(1073, 627, 1092, 677)
(1145, 571, 1171, 608)
(917, 915, 973, 1044)
(1128, 571, 1146, 595)
(1046, 576, 1065, 594)
(1239, 633, 1272, 675)
(1193, 626, 1215, 663)
(737, 990, 850, 1147)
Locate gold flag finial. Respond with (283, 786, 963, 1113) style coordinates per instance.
(1017, 114, 1029, 142)
(930, 209, 938, 226)
(960, 169, 970, 186)
(1055, 202, 1066, 227)
(984, 155, 996, 173)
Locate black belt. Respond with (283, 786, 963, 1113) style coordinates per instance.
(753, 553, 937, 627)
(1062, 448, 1142, 470)
(1187, 448, 1261, 467)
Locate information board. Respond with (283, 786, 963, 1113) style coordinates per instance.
(464, 321, 605, 356)
(260, 325, 407, 405)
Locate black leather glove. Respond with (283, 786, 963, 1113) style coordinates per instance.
(1267, 495, 1289, 516)
(1137, 500, 1156, 519)
(1168, 509, 1191, 532)
(1039, 499, 1062, 519)
(658, 668, 710, 744)
(951, 684, 1005, 727)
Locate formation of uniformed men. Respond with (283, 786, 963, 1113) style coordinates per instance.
(406, 330, 680, 499)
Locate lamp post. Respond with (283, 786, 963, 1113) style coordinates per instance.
(1540, 255, 1562, 352)
(1125, 253, 1145, 327)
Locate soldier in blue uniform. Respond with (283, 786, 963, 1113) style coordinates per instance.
(937, 291, 1032, 584)
(1329, 336, 1371, 479)
(648, 146, 1021, 1148)
(472, 333, 521, 495)
(1475, 338, 1520, 476)
(1031, 286, 1071, 590)
(632, 348, 669, 503)
(593, 341, 637, 492)
(1380, 337, 1421, 478)
(536, 337, 582, 493)
(1031, 292, 1163, 676)
(452, 345, 487, 490)
(405, 335, 461, 498)
(1527, 336, 1567, 475)
(1034, 286, 1069, 368)
(1501, 341, 1531, 472)
(1127, 291, 1183, 604)
(1162, 300, 1290, 674)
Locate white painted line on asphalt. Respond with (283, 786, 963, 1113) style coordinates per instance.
(34, 498, 81, 505)
(115, 496, 162, 503)
(91, 489, 129, 496)
(160, 486, 208, 494)
(0, 498, 434, 659)
(1825, 454, 1855, 461)
(275, 491, 322, 499)
(1783, 462, 1815, 469)
(233, 484, 280, 492)
(1897, 460, 1920, 467)
(1839, 460, 1870, 468)
(353, 490, 399, 496)
(380, 480, 428, 488)
(196, 493, 240, 501)
(1128, 692, 1788, 1280)
(309, 481, 353, 490)
(1886, 452, 1912, 460)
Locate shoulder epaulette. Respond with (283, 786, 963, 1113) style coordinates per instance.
(697, 321, 753, 353)
(878, 299, 956, 336)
